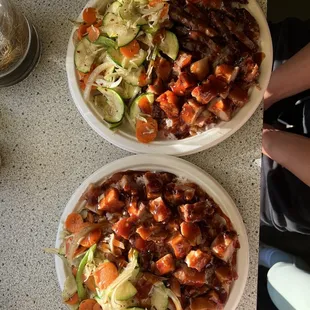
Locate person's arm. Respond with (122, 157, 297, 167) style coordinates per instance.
(262, 129, 310, 187)
(264, 43, 310, 110)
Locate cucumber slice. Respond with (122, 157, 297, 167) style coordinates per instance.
(117, 26, 140, 47)
(151, 284, 169, 310)
(101, 13, 140, 47)
(159, 31, 179, 60)
(74, 37, 99, 73)
(92, 35, 117, 48)
(115, 81, 141, 100)
(114, 281, 137, 301)
(142, 24, 160, 34)
(130, 93, 154, 123)
(107, 47, 147, 69)
(106, 1, 122, 14)
(109, 120, 122, 129)
(97, 88, 125, 123)
(126, 308, 145, 310)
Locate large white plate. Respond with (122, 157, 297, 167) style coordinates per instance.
(66, 0, 272, 156)
(55, 155, 249, 310)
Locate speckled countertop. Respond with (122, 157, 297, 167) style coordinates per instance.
(0, 0, 266, 309)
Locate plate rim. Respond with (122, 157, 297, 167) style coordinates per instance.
(55, 154, 249, 310)
(66, 0, 272, 156)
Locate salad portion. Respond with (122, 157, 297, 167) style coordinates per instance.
(73, 0, 263, 143)
(49, 170, 240, 310)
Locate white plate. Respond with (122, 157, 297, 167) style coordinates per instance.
(66, 0, 272, 156)
(55, 155, 249, 310)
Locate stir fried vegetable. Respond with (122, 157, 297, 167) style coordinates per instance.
(73, 0, 178, 142)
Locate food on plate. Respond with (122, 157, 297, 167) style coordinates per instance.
(73, 0, 264, 143)
(49, 170, 240, 309)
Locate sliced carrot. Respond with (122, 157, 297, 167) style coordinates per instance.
(138, 96, 152, 115)
(120, 40, 140, 58)
(80, 228, 102, 248)
(94, 20, 103, 28)
(65, 292, 79, 305)
(136, 116, 158, 143)
(77, 24, 90, 41)
(149, 0, 163, 7)
(94, 262, 119, 290)
(85, 275, 97, 292)
(93, 303, 102, 310)
(65, 213, 84, 233)
(138, 70, 149, 87)
(160, 3, 169, 19)
(74, 245, 88, 257)
(79, 299, 97, 310)
(87, 25, 100, 42)
(83, 8, 97, 24)
(66, 237, 88, 258)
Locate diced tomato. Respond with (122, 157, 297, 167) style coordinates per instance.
(167, 233, 192, 258)
(94, 262, 119, 290)
(155, 254, 175, 275)
(149, 197, 171, 222)
(98, 188, 125, 212)
(113, 217, 135, 240)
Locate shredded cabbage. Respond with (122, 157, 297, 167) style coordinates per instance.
(44, 248, 78, 302)
(95, 250, 139, 309)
